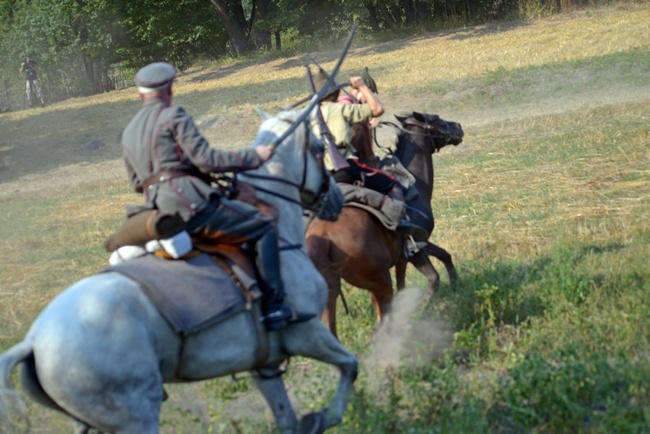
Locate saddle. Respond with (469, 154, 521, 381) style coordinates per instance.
(104, 181, 274, 340)
(106, 181, 272, 273)
(337, 180, 428, 242)
(337, 183, 403, 231)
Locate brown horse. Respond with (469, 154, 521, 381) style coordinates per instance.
(305, 111, 463, 338)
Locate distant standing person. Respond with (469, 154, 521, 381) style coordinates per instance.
(19, 54, 45, 107)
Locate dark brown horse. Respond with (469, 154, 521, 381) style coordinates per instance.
(305, 111, 463, 338)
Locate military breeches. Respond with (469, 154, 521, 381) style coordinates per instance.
(186, 197, 276, 245)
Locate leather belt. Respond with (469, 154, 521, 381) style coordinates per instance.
(139, 169, 198, 193)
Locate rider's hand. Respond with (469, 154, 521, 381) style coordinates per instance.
(349, 76, 367, 90)
(255, 145, 274, 162)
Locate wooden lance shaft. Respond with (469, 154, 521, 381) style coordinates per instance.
(305, 65, 350, 171)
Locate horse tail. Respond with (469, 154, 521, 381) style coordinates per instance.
(0, 341, 31, 433)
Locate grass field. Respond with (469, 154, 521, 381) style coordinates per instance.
(1, 3, 649, 433)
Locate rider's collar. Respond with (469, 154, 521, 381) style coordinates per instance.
(143, 97, 170, 108)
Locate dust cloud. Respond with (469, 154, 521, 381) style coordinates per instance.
(363, 287, 452, 377)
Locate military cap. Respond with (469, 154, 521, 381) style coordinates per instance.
(135, 62, 176, 91)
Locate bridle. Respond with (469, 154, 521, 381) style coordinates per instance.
(373, 117, 456, 156)
(242, 118, 331, 214)
(383, 118, 452, 140)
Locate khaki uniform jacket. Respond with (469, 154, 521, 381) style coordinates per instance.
(121, 98, 263, 221)
(311, 101, 373, 170)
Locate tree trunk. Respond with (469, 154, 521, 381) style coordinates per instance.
(209, 0, 249, 55)
(71, 0, 95, 93)
(377, 4, 395, 29)
(402, 0, 417, 26)
(274, 30, 281, 51)
(364, 1, 381, 31)
(390, 4, 404, 28)
(415, 1, 431, 22)
(77, 16, 95, 94)
(446, 0, 458, 19)
(250, 0, 272, 50)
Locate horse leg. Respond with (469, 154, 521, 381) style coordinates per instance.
(251, 367, 297, 434)
(283, 323, 359, 433)
(72, 420, 108, 434)
(425, 242, 458, 285)
(29, 279, 167, 434)
(72, 420, 91, 434)
(368, 272, 394, 323)
(410, 249, 441, 294)
(322, 276, 342, 339)
(395, 254, 408, 291)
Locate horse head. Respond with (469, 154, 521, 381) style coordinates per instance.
(394, 111, 464, 155)
(249, 109, 343, 223)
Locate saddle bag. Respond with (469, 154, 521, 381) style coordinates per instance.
(105, 210, 186, 252)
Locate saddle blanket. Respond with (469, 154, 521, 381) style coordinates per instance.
(337, 183, 402, 230)
(104, 253, 250, 335)
(345, 202, 397, 231)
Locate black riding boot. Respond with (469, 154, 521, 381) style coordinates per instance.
(255, 231, 315, 331)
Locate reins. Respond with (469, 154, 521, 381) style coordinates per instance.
(241, 172, 306, 207)
(380, 120, 450, 138)
(241, 117, 329, 251)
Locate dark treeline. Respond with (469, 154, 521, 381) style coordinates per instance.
(0, 0, 606, 110)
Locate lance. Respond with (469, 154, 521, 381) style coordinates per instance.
(304, 65, 350, 171)
(269, 21, 359, 150)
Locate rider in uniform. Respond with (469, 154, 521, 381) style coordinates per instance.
(120, 62, 314, 331)
(312, 68, 428, 241)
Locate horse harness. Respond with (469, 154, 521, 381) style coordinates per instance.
(374, 117, 453, 152)
(240, 117, 331, 217)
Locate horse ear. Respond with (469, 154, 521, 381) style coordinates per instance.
(254, 106, 272, 121)
(394, 113, 407, 126)
(413, 111, 425, 122)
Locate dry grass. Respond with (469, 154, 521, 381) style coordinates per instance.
(433, 102, 650, 264)
(0, 3, 648, 432)
(0, 4, 647, 188)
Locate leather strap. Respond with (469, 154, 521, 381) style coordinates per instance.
(140, 169, 210, 192)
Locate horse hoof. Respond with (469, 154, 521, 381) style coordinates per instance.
(297, 411, 325, 434)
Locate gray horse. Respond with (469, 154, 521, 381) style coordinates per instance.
(0, 110, 358, 434)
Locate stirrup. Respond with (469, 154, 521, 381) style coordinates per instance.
(405, 237, 427, 258)
(261, 307, 316, 331)
(398, 219, 428, 242)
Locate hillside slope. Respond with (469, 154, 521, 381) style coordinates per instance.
(0, 3, 647, 197)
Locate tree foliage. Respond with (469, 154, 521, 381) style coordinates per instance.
(0, 0, 601, 103)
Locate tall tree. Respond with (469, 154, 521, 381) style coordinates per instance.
(209, 0, 249, 55)
(250, 0, 271, 49)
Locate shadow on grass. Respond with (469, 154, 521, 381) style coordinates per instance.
(0, 46, 645, 185)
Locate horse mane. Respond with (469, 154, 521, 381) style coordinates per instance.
(253, 109, 302, 150)
(351, 123, 377, 167)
